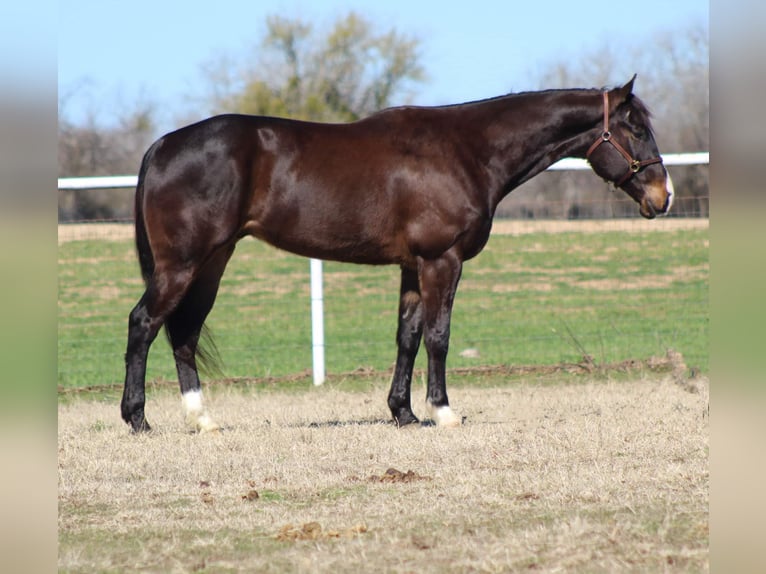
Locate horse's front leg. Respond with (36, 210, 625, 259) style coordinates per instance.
(388, 267, 424, 427)
(419, 251, 463, 427)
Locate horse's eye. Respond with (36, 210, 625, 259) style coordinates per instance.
(626, 121, 645, 139)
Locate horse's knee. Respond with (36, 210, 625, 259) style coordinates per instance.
(396, 327, 421, 354)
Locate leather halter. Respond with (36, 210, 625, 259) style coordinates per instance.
(586, 90, 663, 187)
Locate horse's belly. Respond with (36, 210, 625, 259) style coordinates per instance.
(243, 216, 409, 266)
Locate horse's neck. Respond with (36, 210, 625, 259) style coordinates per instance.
(477, 90, 603, 210)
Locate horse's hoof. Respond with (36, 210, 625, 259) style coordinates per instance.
(197, 418, 222, 434)
(182, 390, 220, 433)
(129, 417, 152, 433)
(428, 404, 462, 427)
(393, 410, 420, 428)
(186, 413, 221, 434)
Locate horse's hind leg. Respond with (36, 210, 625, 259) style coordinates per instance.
(166, 244, 235, 432)
(122, 265, 196, 432)
(388, 267, 423, 426)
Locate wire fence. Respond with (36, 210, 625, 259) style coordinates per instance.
(58, 215, 709, 389)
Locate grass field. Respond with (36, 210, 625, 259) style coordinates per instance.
(57, 220, 709, 389)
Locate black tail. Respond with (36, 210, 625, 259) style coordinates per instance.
(195, 326, 224, 378)
(134, 148, 155, 286)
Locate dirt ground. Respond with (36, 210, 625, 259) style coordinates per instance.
(58, 374, 709, 572)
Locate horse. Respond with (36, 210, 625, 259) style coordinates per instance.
(120, 75, 673, 433)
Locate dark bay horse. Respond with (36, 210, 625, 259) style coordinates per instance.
(121, 76, 673, 432)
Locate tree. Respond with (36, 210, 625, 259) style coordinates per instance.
(203, 12, 425, 122)
(58, 83, 157, 178)
(58, 89, 157, 221)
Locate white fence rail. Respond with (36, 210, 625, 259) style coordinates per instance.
(546, 152, 708, 170)
(58, 152, 709, 385)
(57, 153, 709, 191)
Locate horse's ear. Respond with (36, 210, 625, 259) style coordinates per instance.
(610, 74, 637, 109)
(622, 74, 637, 95)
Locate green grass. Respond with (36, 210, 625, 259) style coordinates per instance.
(57, 226, 708, 388)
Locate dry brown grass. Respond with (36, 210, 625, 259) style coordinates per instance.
(58, 374, 708, 572)
(57, 218, 709, 244)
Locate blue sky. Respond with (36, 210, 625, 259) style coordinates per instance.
(58, 0, 708, 133)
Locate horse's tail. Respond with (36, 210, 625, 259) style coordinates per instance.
(134, 146, 155, 286)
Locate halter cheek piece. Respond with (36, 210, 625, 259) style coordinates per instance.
(586, 90, 663, 187)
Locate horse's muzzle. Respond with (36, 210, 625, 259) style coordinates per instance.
(639, 175, 674, 219)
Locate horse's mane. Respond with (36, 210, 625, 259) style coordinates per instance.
(624, 94, 655, 134)
(372, 85, 656, 135)
(432, 87, 598, 109)
(489, 86, 657, 135)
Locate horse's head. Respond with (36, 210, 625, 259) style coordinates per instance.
(586, 76, 673, 219)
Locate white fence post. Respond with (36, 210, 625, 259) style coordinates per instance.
(309, 258, 326, 385)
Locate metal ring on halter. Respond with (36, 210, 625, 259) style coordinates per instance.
(630, 160, 641, 173)
(601, 131, 611, 141)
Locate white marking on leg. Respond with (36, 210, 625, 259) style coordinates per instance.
(427, 400, 462, 427)
(182, 390, 220, 433)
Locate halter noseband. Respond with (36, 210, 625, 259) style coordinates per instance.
(586, 90, 663, 187)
